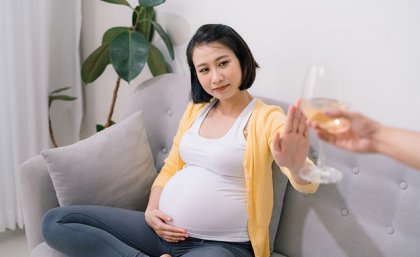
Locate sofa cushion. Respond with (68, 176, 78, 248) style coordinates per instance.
(41, 111, 157, 211)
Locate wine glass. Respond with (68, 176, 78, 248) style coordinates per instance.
(299, 65, 349, 184)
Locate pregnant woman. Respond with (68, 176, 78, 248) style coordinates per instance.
(41, 24, 318, 257)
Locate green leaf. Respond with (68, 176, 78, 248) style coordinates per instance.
(150, 20, 174, 59)
(109, 31, 149, 82)
(49, 95, 77, 108)
(148, 44, 168, 76)
(102, 27, 129, 45)
(101, 0, 131, 7)
(138, 0, 166, 8)
(51, 95, 78, 101)
(133, 7, 155, 41)
(81, 44, 110, 83)
(50, 86, 71, 95)
(96, 124, 105, 132)
(96, 120, 116, 132)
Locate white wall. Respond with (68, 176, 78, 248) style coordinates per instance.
(81, 0, 420, 138)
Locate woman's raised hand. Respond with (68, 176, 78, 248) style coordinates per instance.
(145, 208, 189, 242)
(271, 100, 310, 176)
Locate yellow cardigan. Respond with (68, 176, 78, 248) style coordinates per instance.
(152, 98, 318, 257)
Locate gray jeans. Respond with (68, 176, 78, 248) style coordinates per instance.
(41, 205, 254, 257)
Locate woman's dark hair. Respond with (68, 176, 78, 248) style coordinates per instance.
(186, 24, 259, 103)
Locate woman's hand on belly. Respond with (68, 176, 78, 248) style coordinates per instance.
(145, 208, 189, 242)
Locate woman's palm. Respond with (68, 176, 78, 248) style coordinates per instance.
(272, 102, 310, 172)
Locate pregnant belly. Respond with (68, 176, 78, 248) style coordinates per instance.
(159, 167, 248, 241)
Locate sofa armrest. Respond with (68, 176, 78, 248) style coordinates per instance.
(19, 155, 59, 251)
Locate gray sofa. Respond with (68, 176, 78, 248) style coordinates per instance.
(19, 74, 420, 257)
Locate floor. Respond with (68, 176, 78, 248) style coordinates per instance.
(0, 229, 30, 257)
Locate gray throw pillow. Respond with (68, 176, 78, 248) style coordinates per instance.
(42, 111, 157, 211)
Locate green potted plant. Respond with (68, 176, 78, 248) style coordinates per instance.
(82, 0, 174, 131)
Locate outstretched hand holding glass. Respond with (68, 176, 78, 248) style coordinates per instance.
(303, 65, 420, 174)
(309, 108, 420, 171)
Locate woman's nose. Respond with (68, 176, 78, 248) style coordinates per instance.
(211, 69, 224, 84)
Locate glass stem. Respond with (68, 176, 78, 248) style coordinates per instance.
(317, 141, 327, 168)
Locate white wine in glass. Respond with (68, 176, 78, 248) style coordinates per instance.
(301, 98, 349, 134)
(300, 65, 349, 184)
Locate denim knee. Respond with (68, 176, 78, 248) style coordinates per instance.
(41, 207, 63, 243)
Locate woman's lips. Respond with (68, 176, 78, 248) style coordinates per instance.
(213, 85, 229, 92)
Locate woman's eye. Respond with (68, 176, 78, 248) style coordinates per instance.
(219, 61, 228, 67)
(198, 68, 208, 73)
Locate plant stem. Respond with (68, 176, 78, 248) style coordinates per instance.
(104, 76, 121, 128)
(134, 8, 141, 26)
(48, 111, 58, 148)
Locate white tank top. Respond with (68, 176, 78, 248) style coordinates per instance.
(159, 98, 256, 242)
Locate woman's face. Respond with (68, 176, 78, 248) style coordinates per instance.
(192, 42, 243, 101)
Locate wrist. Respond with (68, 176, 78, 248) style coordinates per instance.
(289, 165, 311, 185)
(145, 205, 158, 213)
(291, 172, 311, 185)
(144, 204, 159, 213)
(371, 123, 389, 154)
(373, 125, 398, 157)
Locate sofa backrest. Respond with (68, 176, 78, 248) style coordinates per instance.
(124, 74, 191, 170)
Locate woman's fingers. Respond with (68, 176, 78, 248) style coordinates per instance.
(158, 222, 188, 235)
(286, 100, 309, 135)
(149, 209, 189, 242)
(155, 210, 172, 223)
(285, 104, 296, 133)
(161, 229, 189, 242)
(294, 106, 302, 133)
(296, 108, 307, 136)
(301, 119, 309, 138)
(155, 218, 189, 240)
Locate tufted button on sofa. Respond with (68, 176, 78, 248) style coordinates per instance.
(19, 74, 420, 257)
